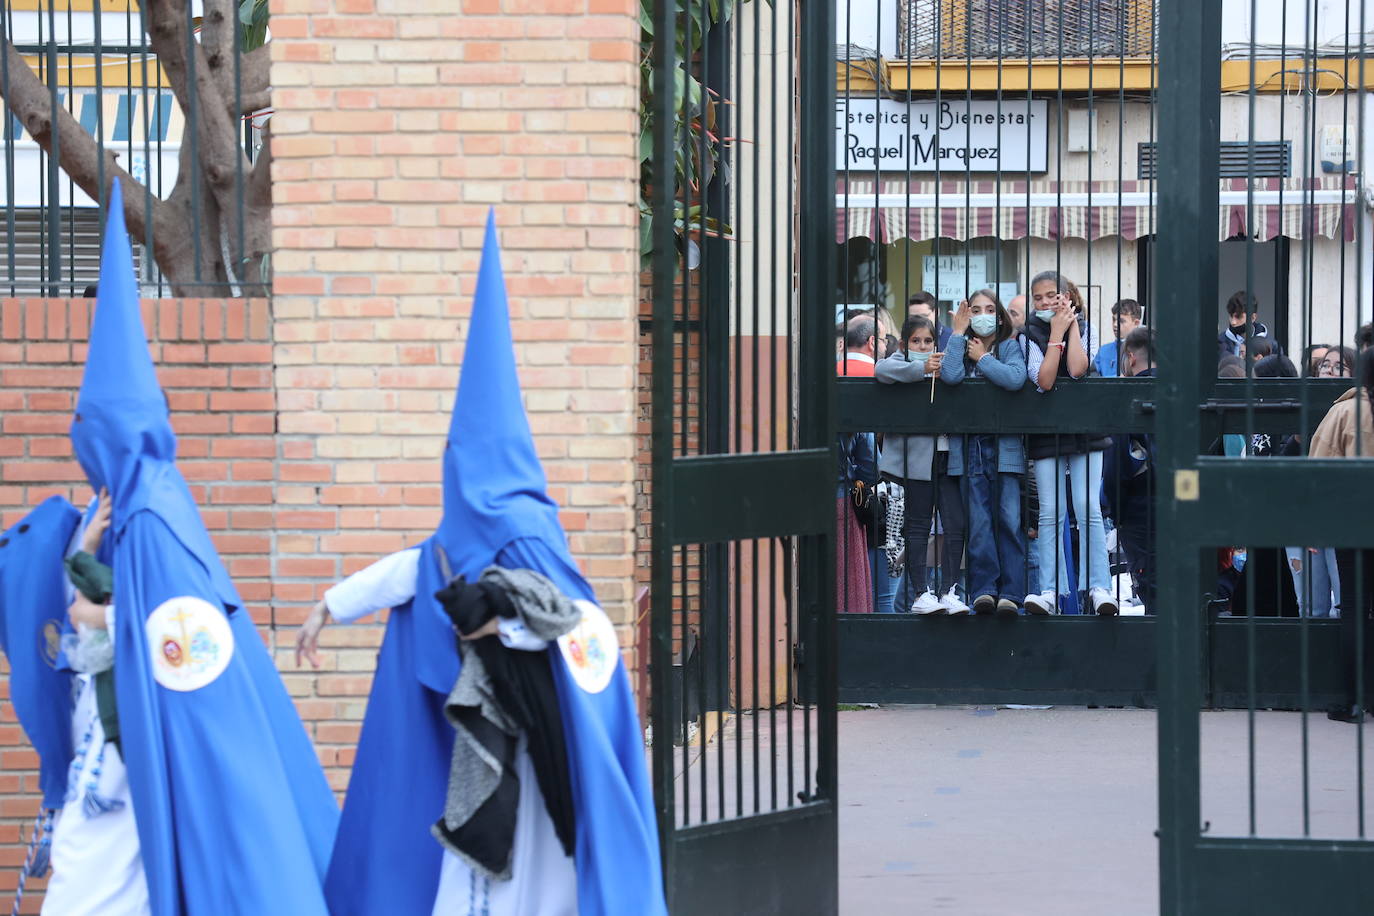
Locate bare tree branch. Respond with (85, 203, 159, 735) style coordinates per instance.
(238, 47, 272, 114)
(145, 0, 247, 195)
(1, 38, 158, 245)
(199, 0, 241, 106)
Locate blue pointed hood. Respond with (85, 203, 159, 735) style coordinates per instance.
(0, 496, 80, 810)
(70, 179, 239, 610)
(408, 210, 578, 694)
(439, 209, 569, 567)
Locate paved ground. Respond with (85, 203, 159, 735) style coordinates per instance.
(836, 706, 1374, 915)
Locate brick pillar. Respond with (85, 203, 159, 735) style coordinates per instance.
(268, 0, 643, 785)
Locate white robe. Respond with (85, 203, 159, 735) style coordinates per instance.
(325, 549, 578, 916)
(43, 610, 150, 916)
(43, 514, 149, 916)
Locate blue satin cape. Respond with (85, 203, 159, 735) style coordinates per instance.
(0, 496, 81, 810)
(70, 180, 340, 915)
(325, 212, 664, 915)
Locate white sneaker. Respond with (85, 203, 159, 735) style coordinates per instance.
(1090, 587, 1119, 616)
(940, 588, 970, 615)
(1023, 591, 1057, 615)
(911, 590, 943, 615)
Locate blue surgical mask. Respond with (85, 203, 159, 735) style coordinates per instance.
(970, 314, 998, 337)
(1233, 549, 1248, 573)
(907, 349, 932, 363)
(1034, 309, 1056, 322)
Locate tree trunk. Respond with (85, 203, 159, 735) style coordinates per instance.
(0, 17, 272, 297)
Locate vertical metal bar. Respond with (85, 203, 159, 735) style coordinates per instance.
(1354, 0, 1368, 842)
(44, 0, 61, 297)
(0, 0, 15, 295)
(692, 0, 711, 829)
(766, 0, 779, 813)
(1244, 0, 1259, 840)
(234, 1, 246, 290)
(783, 0, 796, 809)
(799, 0, 836, 819)
(94, 0, 107, 234)
(185, 0, 203, 286)
(749, 0, 762, 816)
(677, 0, 694, 830)
(1155, 0, 1221, 909)
(138, 0, 157, 294)
(648, 0, 679, 877)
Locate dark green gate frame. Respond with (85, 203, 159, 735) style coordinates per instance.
(1155, 1, 1374, 912)
(648, 0, 839, 912)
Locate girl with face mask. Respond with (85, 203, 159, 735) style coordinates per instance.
(874, 316, 970, 614)
(941, 289, 1029, 615)
(1022, 270, 1118, 616)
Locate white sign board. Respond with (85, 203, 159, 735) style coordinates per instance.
(922, 254, 987, 303)
(836, 98, 1048, 173)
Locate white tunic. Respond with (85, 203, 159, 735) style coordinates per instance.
(43, 608, 150, 916)
(325, 549, 578, 916)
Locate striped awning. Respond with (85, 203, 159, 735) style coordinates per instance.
(836, 176, 1359, 244)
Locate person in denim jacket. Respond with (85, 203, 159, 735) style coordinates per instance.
(941, 289, 1028, 615)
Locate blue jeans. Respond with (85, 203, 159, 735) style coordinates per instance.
(961, 435, 1026, 604)
(1033, 451, 1110, 596)
(1285, 546, 1341, 618)
(871, 547, 898, 614)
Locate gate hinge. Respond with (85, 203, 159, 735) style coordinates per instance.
(793, 641, 805, 668)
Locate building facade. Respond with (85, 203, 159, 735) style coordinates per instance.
(836, 0, 1372, 353)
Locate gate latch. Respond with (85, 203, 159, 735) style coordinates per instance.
(1173, 469, 1200, 502)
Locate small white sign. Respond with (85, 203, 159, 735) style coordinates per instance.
(836, 98, 1049, 173)
(922, 254, 987, 302)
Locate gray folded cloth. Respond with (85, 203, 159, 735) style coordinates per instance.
(434, 565, 581, 879)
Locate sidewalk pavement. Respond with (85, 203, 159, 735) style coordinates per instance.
(838, 706, 1374, 915)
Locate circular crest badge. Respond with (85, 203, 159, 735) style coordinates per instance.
(145, 596, 233, 692)
(39, 619, 62, 668)
(557, 600, 619, 695)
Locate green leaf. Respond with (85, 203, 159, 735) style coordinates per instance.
(239, 0, 257, 25)
(639, 126, 654, 164)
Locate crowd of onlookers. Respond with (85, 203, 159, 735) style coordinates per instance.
(835, 275, 1374, 644)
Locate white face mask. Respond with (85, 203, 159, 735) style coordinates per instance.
(970, 314, 997, 337)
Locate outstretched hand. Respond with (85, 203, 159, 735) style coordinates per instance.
(296, 598, 329, 669)
(949, 301, 971, 335)
(81, 488, 112, 555)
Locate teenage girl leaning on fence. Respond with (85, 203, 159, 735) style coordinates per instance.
(875, 314, 969, 614)
(940, 289, 1028, 615)
(1021, 271, 1118, 616)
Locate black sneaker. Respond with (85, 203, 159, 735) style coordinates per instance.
(995, 598, 1019, 616)
(972, 594, 997, 615)
(1327, 704, 1367, 724)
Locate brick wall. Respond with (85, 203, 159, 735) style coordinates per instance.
(267, 0, 643, 787)
(0, 297, 272, 910)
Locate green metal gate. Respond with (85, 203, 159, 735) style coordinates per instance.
(647, 0, 839, 911)
(1155, 1, 1374, 911)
